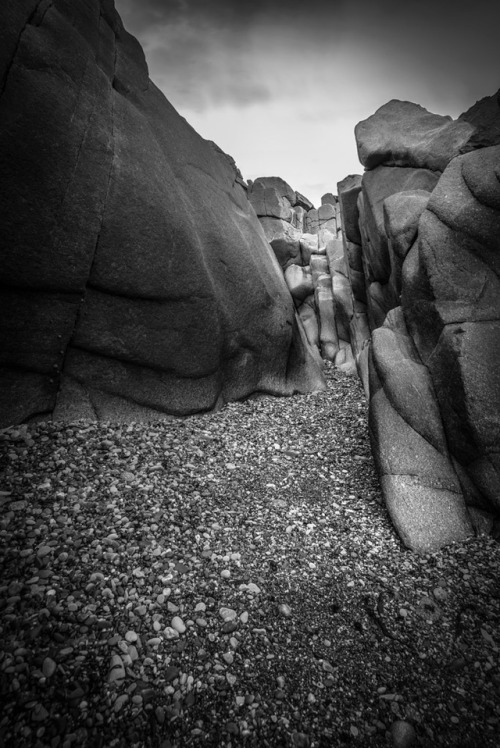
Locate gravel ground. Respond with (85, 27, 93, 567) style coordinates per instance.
(1, 364, 499, 748)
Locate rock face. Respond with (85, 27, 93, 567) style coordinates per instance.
(0, 0, 325, 426)
(342, 96, 500, 551)
(248, 180, 358, 375)
(355, 100, 475, 171)
(404, 147, 500, 514)
(458, 89, 500, 151)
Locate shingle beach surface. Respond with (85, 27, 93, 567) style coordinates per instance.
(1, 365, 499, 747)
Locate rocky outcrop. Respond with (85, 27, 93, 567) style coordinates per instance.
(458, 89, 500, 151)
(355, 100, 475, 171)
(0, 0, 325, 426)
(403, 147, 500, 514)
(248, 180, 358, 375)
(344, 97, 500, 551)
(369, 309, 473, 550)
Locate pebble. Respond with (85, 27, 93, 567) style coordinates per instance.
(31, 704, 49, 722)
(433, 586, 448, 602)
(241, 582, 261, 594)
(219, 607, 237, 622)
(163, 627, 179, 640)
(108, 655, 126, 684)
(9, 500, 27, 512)
(292, 731, 309, 747)
(171, 616, 186, 634)
(113, 694, 129, 713)
(0, 366, 497, 747)
(42, 657, 57, 678)
(390, 720, 416, 747)
(165, 666, 179, 682)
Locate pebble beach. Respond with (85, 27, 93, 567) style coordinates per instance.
(1, 365, 499, 747)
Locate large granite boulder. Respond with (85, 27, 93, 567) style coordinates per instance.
(337, 175, 362, 244)
(300, 233, 319, 265)
(0, 0, 325, 426)
(369, 309, 474, 552)
(403, 146, 500, 512)
(334, 94, 500, 549)
(458, 89, 500, 151)
(259, 217, 303, 269)
(248, 180, 294, 222)
(251, 176, 296, 206)
(297, 295, 320, 351)
(284, 264, 314, 303)
(359, 166, 439, 285)
(355, 100, 475, 171)
(383, 190, 431, 301)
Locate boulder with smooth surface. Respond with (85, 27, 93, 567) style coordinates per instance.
(369, 309, 473, 552)
(402, 146, 500, 512)
(355, 99, 475, 171)
(0, 0, 324, 426)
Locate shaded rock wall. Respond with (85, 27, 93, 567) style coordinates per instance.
(0, 0, 325, 426)
(339, 94, 500, 551)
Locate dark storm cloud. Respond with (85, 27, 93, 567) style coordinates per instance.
(147, 39, 273, 111)
(115, 0, 500, 115)
(113, 0, 500, 206)
(116, 0, 348, 111)
(118, 0, 345, 33)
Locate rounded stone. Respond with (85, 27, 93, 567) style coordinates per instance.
(390, 720, 417, 747)
(171, 616, 186, 634)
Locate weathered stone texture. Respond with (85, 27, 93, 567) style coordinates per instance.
(0, 0, 324, 425)
(351, 96, 500, 549)
(355, 99, 475, 171)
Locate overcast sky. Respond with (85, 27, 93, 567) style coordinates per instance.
(114, 0, 500, 207)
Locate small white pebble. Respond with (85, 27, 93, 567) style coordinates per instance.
(164, 626, 179, 640)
